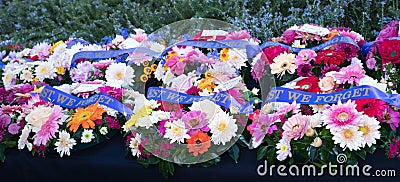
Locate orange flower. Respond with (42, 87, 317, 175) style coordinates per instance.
(197, 78, 216, 92)
(67, 102, 106, 132)
(186, 131, 211, 156)
(322, 30, 339, 42)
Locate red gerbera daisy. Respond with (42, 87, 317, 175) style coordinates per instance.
(355, 98, 387, 121)
(315, 49, 346, 65)
(295, 76, 321, 93)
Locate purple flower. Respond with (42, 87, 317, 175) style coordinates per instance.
(8, 123, 20, 135)
(297, 63, 313, 77)
(0, 114, 11, 127)
(335, 44, 359, 60)
(251, 58, 266, 81)
(321, 64, 340, 77)
(182, 110, 209, 136)
(158, 120, 167, 135)
(70, 61, 94, 82)
(0, 50, 6, 60)
(249, 113, 278, 142)
(8, 51, 17, 59)
(366, 58, 377, 70)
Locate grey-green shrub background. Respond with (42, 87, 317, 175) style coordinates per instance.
(0, 0, 398, 45)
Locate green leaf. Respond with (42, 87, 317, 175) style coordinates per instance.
(159, 160, 174, 179)
(136, 158, 150, 168)
(308, 146, 318, 162)
(257, 146, 268, 161)
(201, 157, 221, 167)
(366, 146, 376, 154)
(228, 144, 240, 163)
(266, 148, 276, 164)
(236, 135, 250, 148)
(356, 149, 367, 160)
(319, 149, 328, 161)
(0, 143, 6, 163)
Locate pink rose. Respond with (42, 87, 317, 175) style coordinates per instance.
(377, 20, 399, 41)
(318, 76, 336, 92)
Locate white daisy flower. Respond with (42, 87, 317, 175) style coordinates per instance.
(359, 115, 381, 147)
(55, 130, 77, 157)
(226, 48, 247, 69)
(129, 133, 142, 157)
(2, 70, 15, 89)
(209, 111, 238, 145)
(105, 63, 135, 88)
(163, 119, 190, 144)
(81, 129, 95, 143)
(332, 126, 363, 151)
(276, 139, 292, 161)
(34, 61, 56, 81)
(100, 127, 108, 135)
(21, 69, 33, 82)
(18, 125, 32, 151)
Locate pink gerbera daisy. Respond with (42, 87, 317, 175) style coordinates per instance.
(333, 64, 365, 85)
(282, 114, 309, 141)
(322, 100, 362, 132)
(33, 105, 64, 146)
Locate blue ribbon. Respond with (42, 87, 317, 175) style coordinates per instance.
(266, 85, 400, 107)
(146, 87, 254, 114)
(70, 47, 161, 67)
(39, 86, 133, 116)
(159, 40, 252, 60)
(246, 36, 359, 58)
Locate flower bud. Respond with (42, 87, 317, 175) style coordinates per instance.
(306, 128, 315, 137)
(312, 137, 322, 147)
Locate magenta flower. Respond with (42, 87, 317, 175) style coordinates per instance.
(281, 30, 297, 45)
(249, 113, 278, 142)
(98, 86, 122, 100)
(322, 100, 362, 132)
(335, 44, 359, 60)
(227, 88, 246, 105)
(382, 106, 400, 130)
(296, 49, 317, 65)
(182, 111, 209, 136)
(377, 20, 399, 41)
(166, 56, 186, 75)
(158, 120, 167, 135)
(33, 105, 63, 146)
(334, 64, 365, 85)
(297, 63, 313, 77)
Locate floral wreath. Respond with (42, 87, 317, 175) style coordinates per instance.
(122, 29, 262, 169)
(0, 28, 163, 159)
(247, 24, 400, 165)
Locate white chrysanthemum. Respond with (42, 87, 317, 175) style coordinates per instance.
(227, 48, 247, 69)
(145, 99, 160, 109)
(163, 119, 190, 144)
(2, 70, 15, 89)
(120, 37, 140, 49)
(154, 62, 165, 81)
(53, 42, 68, 54)
(55, 130, 77, 157)
(137, 115, 159, 129)
(189, 100, 222, 121)
(310, 104, 328, 113)
(81, 129, 95, 143)
(98, 104, 118, 117)
(18, 125, 32, 151)
(34, 61, 56, 81)
(105, 63, 135, 87)
(151, 110, 171, 121)
(21, 69, 33, 82)
(210, 61, 237, 77)
(276, 139, 292, 161)
(16, 48, 31, 58)
(332, 126, 363, 151)
(162, 70, 175, 86)
(129, 133, 142, 157)
(359, 115, 381, 147)
(100, 127, 108, 135)
(209, 111, 238, 145)
(25, 105, 54, 133)
(307, 113, 324, 128)
(148, 42, 165, 52)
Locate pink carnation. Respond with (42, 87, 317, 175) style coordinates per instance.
(33, 105, 64, 146)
